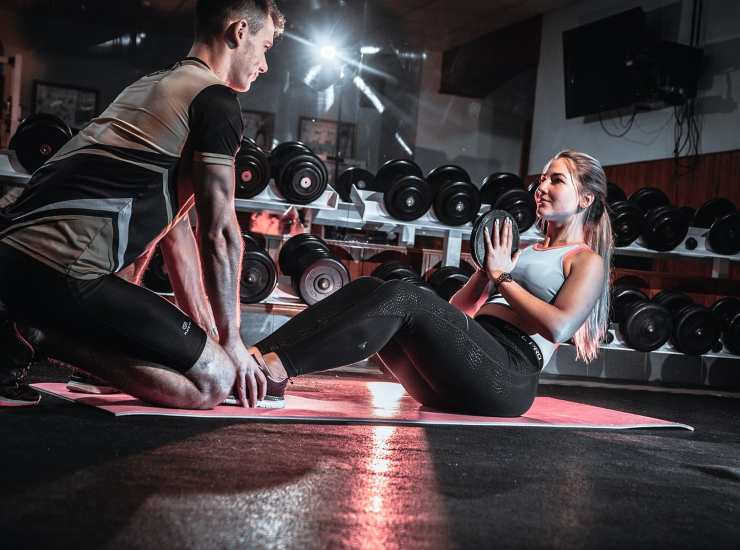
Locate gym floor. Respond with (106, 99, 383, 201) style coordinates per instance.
(2, 362, 738, 549)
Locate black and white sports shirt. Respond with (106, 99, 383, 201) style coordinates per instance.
(0, 57, 243, 279)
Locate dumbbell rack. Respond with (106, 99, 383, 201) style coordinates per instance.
(1, 152, 738, 360)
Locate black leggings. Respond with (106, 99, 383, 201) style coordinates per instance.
(257, 277, 543, 417)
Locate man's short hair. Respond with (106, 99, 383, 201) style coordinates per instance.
(195, 0, 285, 42)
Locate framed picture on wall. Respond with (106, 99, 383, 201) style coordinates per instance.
(298, 117, 355, 160)
(241, 109, 275, 150)
(32, 81, 99, 130)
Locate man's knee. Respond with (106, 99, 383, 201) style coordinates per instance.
(185, 340, 234, 408)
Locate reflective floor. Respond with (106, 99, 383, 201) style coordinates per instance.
(2, 365, 739, 549)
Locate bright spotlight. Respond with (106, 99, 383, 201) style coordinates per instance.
(319, 45, 338, 61)
(361, 46, 381, 55)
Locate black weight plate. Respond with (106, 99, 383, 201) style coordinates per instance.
(641, 206, 689, 251)
(293, 242, 333, 278)
(673, 305, 719, 355)
(334, 167, 375, 202)
(9, 113, 72, 173)
(433, 180, 481, 226)
(707, 212, 740, 255)
(611, 286, 649, 324)
(693, 197, 736, 229)
(620, 302, 672, 352)
(653, 290, 694, 316)
(491, 188, 537, 233)
(479, 172, 523, 204)
(607, 181, 627, 205)
(270, 141, 312, 166)
(278, 233, 324, 276)
(612, 275, 649, 289)
(371, 261, 420, 282)
(279, 155, 327, 204)
(470, 209, 520, 269)
(608, 200, 643, 247)
(629, 187, 670, 215)
(297, 257, 350, 304)
(710, 297, 740, 332)
(240, 250, 278, 304)
(725, 313, 740, 355)
(526, 180, 539, 195)
(375, 159, 423, 192)
(243, 232, 267, 252)
(426, 164, 471, 193)
(383, 175, 432, 221)
(235, 140, 271, 199)
(429, 266, 471, 301)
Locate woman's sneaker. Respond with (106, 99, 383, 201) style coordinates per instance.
(0, 321, 41, 407)
(66, 370, 119, 395)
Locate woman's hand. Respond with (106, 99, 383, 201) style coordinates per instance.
(483, 217, 520, 280)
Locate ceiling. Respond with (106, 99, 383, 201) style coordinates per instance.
(3, 0, 577, 51)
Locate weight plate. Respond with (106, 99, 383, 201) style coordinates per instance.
(611, 286, 648, 324)
(606, 181, 627, 205)
(426, 164, 471, 193)
(490, 188, 537, 233)
(383, 175, 432, 221)
(608, 200, 643, 247)
(243, 232, 267, 252)
(693, 197, 736, 229)
(432, 180, 481, 226)
(673, 305, 719, 355)
(9, 113, 73, 173)
(652, 290, 694, 316)
(270, 141, 312, 166)
(710, 297, 740, 332)
(429, 266, 471, 301)
(612, 275, 649, 290)
(279, 154, 327, 204)
(375, 159, 423, 192)
(620, 302, 672, 352)
(278, 233, 324, 276)
(335, 167, 375, 202)
(240, 250, 278, 304)
(640, 206, 689, 251)
(479, 172, 523, 204)
(470, 209, 520, 269)
(725, 313, 740, 355)
(707, 212, 740, 255)
(628, 187, 670, 215)
(235, 138, 271, 199)
(297, 257, 350, 304)
(371, 261, 420, 282)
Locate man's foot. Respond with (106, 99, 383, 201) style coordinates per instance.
(0, 321, 41, 407)
(222, 349, 289, 409)
(66, 370, 119, 395)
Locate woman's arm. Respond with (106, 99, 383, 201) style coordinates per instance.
(449, 269, 492, 317)
(492, 251, 604, 343)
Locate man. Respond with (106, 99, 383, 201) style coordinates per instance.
(0, 0, 287, 409)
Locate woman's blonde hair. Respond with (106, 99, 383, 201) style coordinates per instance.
(538, 150, 613, 362)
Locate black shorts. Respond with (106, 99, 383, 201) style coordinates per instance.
(0, 243, 207, 372)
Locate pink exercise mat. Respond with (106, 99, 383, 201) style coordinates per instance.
(32, 379, 692, 430)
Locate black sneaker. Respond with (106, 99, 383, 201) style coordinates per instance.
(0, 321, 41, 407)
(66, 370, 119, 395)
(223, 368, 289, 409)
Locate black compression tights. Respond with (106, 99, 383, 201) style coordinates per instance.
(256, 277, 541, 417)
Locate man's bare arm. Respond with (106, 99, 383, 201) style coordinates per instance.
(159, 214, 218, 339)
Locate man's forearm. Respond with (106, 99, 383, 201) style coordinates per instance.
(198, 217, 243, 346)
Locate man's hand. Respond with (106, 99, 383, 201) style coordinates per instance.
(222, 340, 267, 407)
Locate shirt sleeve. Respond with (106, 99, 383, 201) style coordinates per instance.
(188, 84, 244, 166)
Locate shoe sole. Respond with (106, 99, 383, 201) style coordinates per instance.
(0, 395, 41, 407)
(66, 380, 119, 395)
(222, 396, 286, 409)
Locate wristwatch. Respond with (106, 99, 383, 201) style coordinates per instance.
(493, 272, 513, 291)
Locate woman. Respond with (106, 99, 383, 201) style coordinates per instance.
(251, 150, 613, 416)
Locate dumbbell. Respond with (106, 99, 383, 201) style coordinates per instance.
(9, 113, 73, 173)
(469, 209, 520, 269)
(278, 233, 350, 304)
(333, 167, 376, 203)
(142, 246, 172, 294)
(711, 297, 740, 355)
(371, 261, 434, 292)
(270, 141, 328, 204)
(240, 233, 277, 304)
(235, 137, 271, 199)
(653, 290, 720, 355)
(693, 198, 740, 255)
(426, 165, 481, 226)
(606, 181, 627, 205)
(628, 187, 689, 251)
(428, 263, 474, 301)
(374, 159, 433, 221)
(610, 280, 671, 352)
(479, 172, 536, 233)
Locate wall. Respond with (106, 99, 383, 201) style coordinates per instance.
(529, 0, 740, 172)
